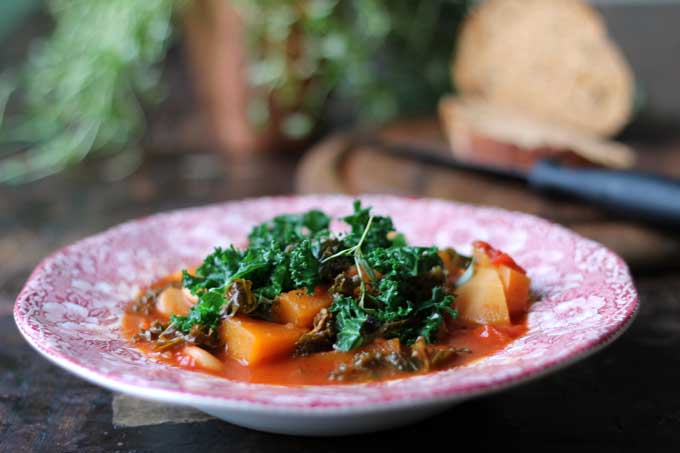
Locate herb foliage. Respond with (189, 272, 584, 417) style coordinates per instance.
(1, 1, 471, 184)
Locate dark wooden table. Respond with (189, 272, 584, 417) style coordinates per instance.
(1, 144, 679, 452)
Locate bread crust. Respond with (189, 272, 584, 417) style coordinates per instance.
(439, 96, 636, 170)
(453, 0, 633, 137)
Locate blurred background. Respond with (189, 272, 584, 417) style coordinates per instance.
(1, 0, 679, 281)
(2, 1, 680, 450)
(1, 0, 680, 281)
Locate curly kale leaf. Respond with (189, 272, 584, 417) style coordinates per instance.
(397, 286, 456, 344)
(171, 289, 225, 333)
(182, 246, 242, 294)
(331, 295, 370, 351)
(289, 238, 321, 293)
(175, 209, 332, 332)
(341, 200, 398, 251)
(365, 245, 443, 322)
(329, 245, 453, 350)
(248, 209, 330, 250)
(365, 246, 442, 277)
(176, 246, 289, 333)
(373, 276, 413, 322)
(253, 254, 290, 304)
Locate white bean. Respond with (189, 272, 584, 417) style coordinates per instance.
(182, 346, 223, 373)
(156, 287, 192, 317)
(182, 287, 199, 305)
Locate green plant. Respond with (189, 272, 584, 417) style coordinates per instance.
(236, 0, 471, 135)
(0, 0, 177, 184)
(0, 0, 470, 184)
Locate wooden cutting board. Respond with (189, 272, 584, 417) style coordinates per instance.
(295, 119, 680, 271)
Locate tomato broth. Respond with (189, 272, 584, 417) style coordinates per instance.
(122, 280, 527, 386)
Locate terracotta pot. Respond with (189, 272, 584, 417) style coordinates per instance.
(183, 0, 295, 154)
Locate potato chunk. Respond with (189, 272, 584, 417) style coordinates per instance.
(274, 288, 332, 328)
(455, 266, 510, 326)
(497, 265, 530, 316)
(219, 316, 307, 365)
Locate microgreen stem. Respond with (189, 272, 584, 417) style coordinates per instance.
(320, 215, 376, 309)
(320, 214, 374, 263)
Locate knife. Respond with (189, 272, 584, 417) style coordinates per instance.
(355, 137, 680, 228)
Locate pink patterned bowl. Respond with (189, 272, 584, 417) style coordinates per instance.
(14, 195, 638, 435)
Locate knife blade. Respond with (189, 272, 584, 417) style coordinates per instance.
(354, 136, 680, 228)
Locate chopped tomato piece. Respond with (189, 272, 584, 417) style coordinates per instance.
(472, 240, 526, 274)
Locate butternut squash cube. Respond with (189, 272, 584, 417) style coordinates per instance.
(456, 266, 510, 326)
(219, 316, 306, 366)
(497, 265, 530, 316)
(274, 288, 332, 328)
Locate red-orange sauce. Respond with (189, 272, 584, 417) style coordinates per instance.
(122, 277, 528, 385)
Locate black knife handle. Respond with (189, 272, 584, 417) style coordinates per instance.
(528, 160, 680, 227)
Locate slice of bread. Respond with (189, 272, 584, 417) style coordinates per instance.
(453, 0, 633, 138)
(439, 96, 636, 170)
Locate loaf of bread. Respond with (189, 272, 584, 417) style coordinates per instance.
(439, 96, 636, 170)
(453, 0, 633, 138)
